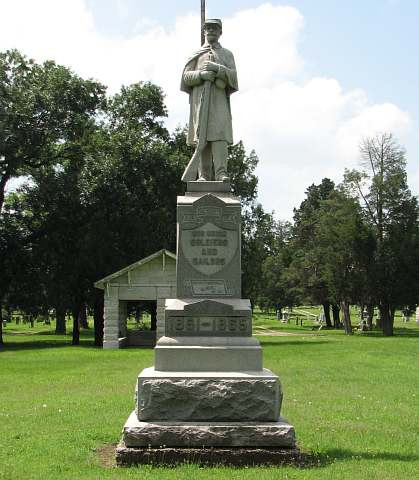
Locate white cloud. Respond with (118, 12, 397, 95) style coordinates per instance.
(0, 1, 413, 218)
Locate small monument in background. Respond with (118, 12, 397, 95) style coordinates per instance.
(116, 12, 299, 466)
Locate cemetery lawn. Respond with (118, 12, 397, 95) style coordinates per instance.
(1, 318, 418, 480)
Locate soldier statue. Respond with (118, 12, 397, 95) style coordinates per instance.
(181, 18, 238, 182)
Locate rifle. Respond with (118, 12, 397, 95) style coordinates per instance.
(181, 50, 214, 182)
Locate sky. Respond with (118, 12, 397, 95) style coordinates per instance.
(1, 0, 418, 219)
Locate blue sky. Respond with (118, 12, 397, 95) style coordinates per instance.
(2, 0, 418, 218)
(85, 0, 419, 115)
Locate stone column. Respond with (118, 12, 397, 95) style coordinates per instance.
(156, 298, 166, 341)
(103, 288, 120, 349)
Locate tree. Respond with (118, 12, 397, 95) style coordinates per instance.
(0, 49, 105, 213)
(10, 149, 92, 340)
(259, 221, 298, 315)
(241, 204, 279, 306)
(0, 198, 28, 346)
(344, 133, 419, 336)
(0, 49, 104, 343)
(314, 190, 374, 334)
(8, 81, 180, 344)
(288, 178, 337, 326)
(228, 141, 258, 206)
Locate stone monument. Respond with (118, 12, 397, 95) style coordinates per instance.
(116, 16, 299, 467)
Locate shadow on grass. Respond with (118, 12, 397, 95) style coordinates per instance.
(97, 445, 418, 470)
(358, 328, 419, 338)
(317, 448, 419, 464)
(276, 448, 419, 469)
(1, 339, 98, 351)
(1, 332, 156, 351)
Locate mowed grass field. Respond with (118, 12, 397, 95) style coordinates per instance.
(1, 313, 418, 480)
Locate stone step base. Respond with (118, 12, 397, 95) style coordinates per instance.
(122, 411, 296, 448)
(155, 345, 263, 371)
(136, 368, 282, 422)
(116, 441, 303, 467)
(155, 336, 263, 371)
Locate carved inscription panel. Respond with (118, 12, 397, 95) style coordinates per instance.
(181, 222, 238, 276)
(166, 316, 251, 337)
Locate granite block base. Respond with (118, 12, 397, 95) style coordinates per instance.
(116, 441, 303, 467)
(122, 411, 296, 448)
(136, 368, 282, 421)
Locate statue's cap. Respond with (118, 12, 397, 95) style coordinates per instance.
(204, 18, 222, 29)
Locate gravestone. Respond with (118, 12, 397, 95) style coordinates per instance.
(116, 15, 298, 466)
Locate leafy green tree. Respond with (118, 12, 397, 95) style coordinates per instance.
(259, 221, 298, 315)
(0, 198, 28, 345)
(13, 82, 179, 343)
(314, 190, 374, 334)
(344, 133, 419, 335)
(0, 49, 105, 213)
(228, 141, 258, 206)
(11, 149, 91, 341)
(241, 204, 279, 306)
(288, 178, 337, 326)
(79, 83, 182, 276)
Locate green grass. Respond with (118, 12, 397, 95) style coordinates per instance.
(1, 315, 418, 480)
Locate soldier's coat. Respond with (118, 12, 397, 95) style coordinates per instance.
(181, 42, 238, 146)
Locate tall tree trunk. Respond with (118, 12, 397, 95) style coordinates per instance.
(340, 300, 353, 335)
(93, 293, 104, 347)
(332, 304, 340, 328)
(72, 305, 80, 345)
(150, 301, 157, 331)
(322, 301, 332, 327)
(78, 304, 89, 329)
(366, 304, 374, 330)
(379, 302, 393, 336)
(55, 305, 66, 334)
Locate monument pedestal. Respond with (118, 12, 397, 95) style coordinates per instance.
(135, 368, 281, 422)
(116, 183, 298, 466)
(121, 411, 296, 448)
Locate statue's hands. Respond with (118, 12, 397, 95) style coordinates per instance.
(200, 71, 216, 82)
(202, 61, 219, 73)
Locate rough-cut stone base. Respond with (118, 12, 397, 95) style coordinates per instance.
(136, 368, 282, 422)
(116, 440, 303, 467)
(122, 411, 296, 448)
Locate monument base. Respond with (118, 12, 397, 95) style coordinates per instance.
(136, 368, 282, 422)
(154, 336, 263, 372)
(116, 441, 302, 467)
(122, 411, 296, 448)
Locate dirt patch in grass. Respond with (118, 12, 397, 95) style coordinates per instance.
(95, 443, 118, 468)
